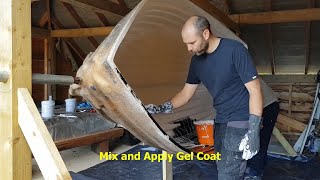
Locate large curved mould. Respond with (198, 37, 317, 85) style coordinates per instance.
(69, 0, 246, 153)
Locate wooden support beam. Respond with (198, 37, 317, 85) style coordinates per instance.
(190, 0, 239, 33)
(52, 18, 86, 60)
(17, 89, 71, 179)
(272, 127, 297, 156)
(61, 2, 100, 48)
(277, 114, 307, 132)
(59, 0, 131, 16)
(0, 0, 32, 179)
(51, 27, 114, 37)
(32, 27, 50, 39)
(44, 39, 49, 100)
(55, 128, 124, 151)
(230, 8, 320, 24)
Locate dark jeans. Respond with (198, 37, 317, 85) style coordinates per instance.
(246, 101, 280, 175)
(215, 122, 248, 180)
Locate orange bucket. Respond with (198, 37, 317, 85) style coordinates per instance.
(193, 120, 214, 145)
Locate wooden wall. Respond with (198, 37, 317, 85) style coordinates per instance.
(270, 83, 317, 143)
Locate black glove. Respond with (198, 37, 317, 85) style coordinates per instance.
(239, 114, 262, 160)
(145, 101, 173, 114)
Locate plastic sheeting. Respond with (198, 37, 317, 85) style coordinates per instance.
(74, 145, 320, 180)
(44, 112, 116, 141)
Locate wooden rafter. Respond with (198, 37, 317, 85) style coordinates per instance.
(61, 2, 99, 48)
(305, 0, 315, 74)
(190, 0, 239, 33)
(59, 0, 131, 16)
(52, 18, 86, 60)
(96, 12, 110, 26)
(230, 8, 320, 24)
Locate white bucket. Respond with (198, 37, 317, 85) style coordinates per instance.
(65, 98, 77, 113)
(41, 96, 55, 119)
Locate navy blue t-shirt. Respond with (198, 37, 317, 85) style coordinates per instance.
(186, 38, 258, 123)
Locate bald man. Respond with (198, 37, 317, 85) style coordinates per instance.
(146, 16, 263, 180)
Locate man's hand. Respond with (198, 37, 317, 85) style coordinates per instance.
(145, 101, 173, 114)
(239, 114, 262, 160)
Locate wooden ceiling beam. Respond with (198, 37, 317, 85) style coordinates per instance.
(51, 27, 114, 38)
(230, 8, 320, 24)
(190, 0, 239, 33)
(59, 0, 130, 16)
(61, 2, 99, 48)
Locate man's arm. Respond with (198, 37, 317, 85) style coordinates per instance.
(145, 83, 198, 114)
(244, 78, 263, 116)
(171, 83, 199, 109)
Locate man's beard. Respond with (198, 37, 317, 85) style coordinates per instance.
(195, 42, 209, 56)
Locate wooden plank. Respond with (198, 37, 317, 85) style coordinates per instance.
(32, 27, 50, 39)
(17, 89, 71, 179)
(59, 0, 131, 16)
(44, 39, 49, 100)
(189, 0, 239, 33)
(51, 27, 113, 38)
(55, 128, 124, 151)
(0, 0, 32, 179)
(61, 2, 100, 48)
(260, 75, 317, 83)
(230, 8, 320, 24)
(277, 114, 307, 132)
(272, 127, 297, 156)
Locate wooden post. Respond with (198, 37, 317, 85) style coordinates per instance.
(0, 0, 32, 179)
(44, 38, 49, 100)
(18, 88, 71, 179)
(162, 150, 173, 180)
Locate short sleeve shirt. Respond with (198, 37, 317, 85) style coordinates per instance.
(186, 38, 258, 123)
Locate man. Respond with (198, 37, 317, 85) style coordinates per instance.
(146, 15, 263, 180)
(244, 79, 279, 180)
